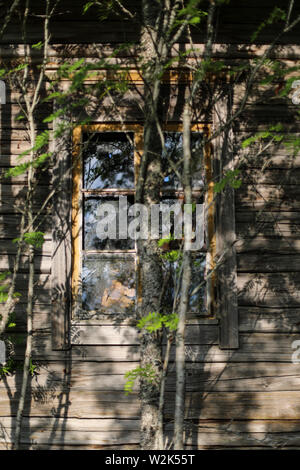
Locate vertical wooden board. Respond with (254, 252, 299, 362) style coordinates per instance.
(51, 108, 72, 350)
(214, 87, 239, 349)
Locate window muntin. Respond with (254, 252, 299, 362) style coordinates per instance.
(72, 124, 215, 320)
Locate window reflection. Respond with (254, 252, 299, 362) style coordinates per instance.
(82, 255, 136, 314)
(84, 196, 135, 250)
(83, 132, 134, 189)
(162, 132, 204, 190)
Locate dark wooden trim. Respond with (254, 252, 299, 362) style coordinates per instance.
(214, 87, 239, 349)
(51, 109, 72, 350)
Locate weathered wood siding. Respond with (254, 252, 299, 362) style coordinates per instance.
(0, 0, 300, 450)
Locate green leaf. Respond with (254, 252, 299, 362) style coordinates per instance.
(83, 1, 95, 14)
(29, 358, 37, 376)
(0, 271, 10, 281)
(5, 163, 30, 178)
(214, 169, 241, 193)
(157, 235, 174, 247)
(124, 364, 156, 395)
(43, 109, 64, 123)
(251, 7, 286, 42)
(23, 232, 45, 249)
(32, 41, 43, 50)
(137, 311, 179, 333)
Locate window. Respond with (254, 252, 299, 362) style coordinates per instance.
(71, 123, 216, 323)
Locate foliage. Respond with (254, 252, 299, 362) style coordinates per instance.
(213, 169, 242, 193)
(251, 6, 286, 42)
(0, 272, 20, 305)
(0, 358, 17, 378)
(28, 358, 37, 377)
(13, 232, 45, 249)
(137, 311, 179, 333)
(124, 364, 156, 395)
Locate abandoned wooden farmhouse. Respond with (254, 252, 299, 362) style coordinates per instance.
(1, 0, 300, 450)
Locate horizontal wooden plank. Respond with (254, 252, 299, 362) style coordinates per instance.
(164, 391, 300, 420)
(11, 324, 299, 362)
(2, 387, 300, 420)
(30, 335, 141, 361)
(236, 210, 300, 223)
(26, 331, 300, 363)
(7, 310, 216, 331)
(0, 170, 51, 186)
(0, 304, 53, 331)
(0, 431, 140, 447)
(0, 416, 140, 432)
(0, 105, 51, 122)
(0, 185, 51, 213)
(0, 443, 139, 450)
(243, 168, 300, 186)
(0, 239, 52, 254)
(2, 19, 299, 46)
(2, 274, 51, 306)
(239, 307, 300, 333)
(236, 237, 300, 254)
(0, 140, 45, 155)
(236, 184, 300, 210)
(1, 22, 139, 44)
(180, 333, 300, 363)
(237, 222, 300, 238)
(181, 362, 300, 392)
(0, 155, 33, 167)
(180, 430, 300, 448)
(2, 43, 300, 60)
(241, 154, 300, 170)
(70, 324, 218, 346)
(237, 253, 300, 273)
(0, 390, 140, 419)
(0, 215, 50, 238)
(3, 360, 300, 393)
(0, 254, 50, 274)
(2, 420, 300, 448)
(238, 272, 300, 307)
(0, 415, 140, 446)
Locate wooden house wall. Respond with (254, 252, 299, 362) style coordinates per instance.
(0, 0, 300, 449)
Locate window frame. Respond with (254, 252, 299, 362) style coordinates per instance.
(71, 122, 216, 324)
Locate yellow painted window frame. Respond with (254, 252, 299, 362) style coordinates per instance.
(72, 122, 216, 318)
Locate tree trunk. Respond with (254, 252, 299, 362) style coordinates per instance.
(138, 0, 165, 451)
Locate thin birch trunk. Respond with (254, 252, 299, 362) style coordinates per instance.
(14, 119, 35, 450)
(13, 0, 53, 448)
(174, 104, 192, 450)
